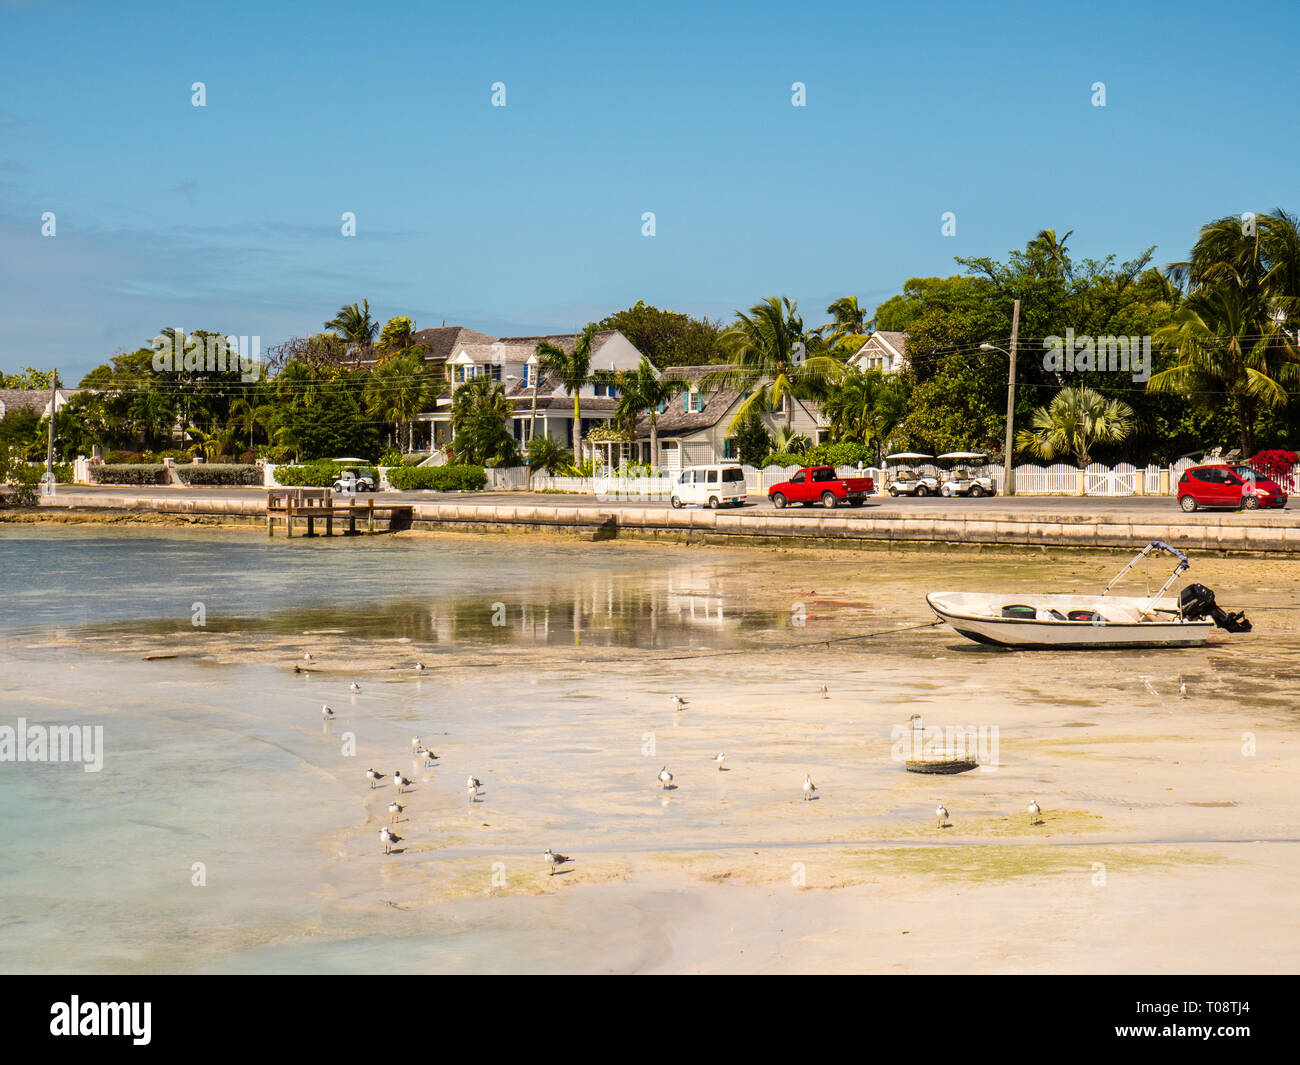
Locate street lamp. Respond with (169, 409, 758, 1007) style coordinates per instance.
(980, 342, 1017, 496)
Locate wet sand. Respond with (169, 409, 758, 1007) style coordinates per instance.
(2, 527, 1298, 973)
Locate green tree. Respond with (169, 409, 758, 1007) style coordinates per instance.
(602, 356, 685, 467)
(821, 368, 908, 464)
(364, 350, 441, 451)
(596, 301, 724, 368)
(707, 296, 845, 433)
(525, 434, 575, 481)
(450, 376, 518, 466)
(732, 407, 772, 466)
(325, 299, 379, 364)
(1015, 386, 1136, 468)
(536, 324, 599, 452)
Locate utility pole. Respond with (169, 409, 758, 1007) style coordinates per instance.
(45, 368, 58, 479)
(1003, 300, 1020, 496)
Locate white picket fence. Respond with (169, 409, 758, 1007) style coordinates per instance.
(527, 459, 1300, 498)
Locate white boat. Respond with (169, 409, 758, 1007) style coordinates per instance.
(926, 541, 1250, 649)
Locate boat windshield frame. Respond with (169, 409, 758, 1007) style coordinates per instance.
(1102, 541, 1191, 613)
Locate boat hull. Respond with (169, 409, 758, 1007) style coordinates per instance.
(926, 592, 1215, 650)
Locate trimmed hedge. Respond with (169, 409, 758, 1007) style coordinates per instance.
(274, 463, 378, 487)
(89, 464, 168, 485)
(386, 465, 486, 491)
(175, 463, 263, 486)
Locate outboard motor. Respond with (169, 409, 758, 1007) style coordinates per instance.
(1180, 583, 1252, 633)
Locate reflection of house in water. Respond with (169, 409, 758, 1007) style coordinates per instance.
(664, 571, 733, 628)
(422, 569, 756, 649)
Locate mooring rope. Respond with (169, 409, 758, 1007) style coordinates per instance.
(655, 618, 945, 662)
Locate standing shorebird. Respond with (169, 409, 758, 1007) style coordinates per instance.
(388, 801, 405, 822)
(350, 681, 361, 693)
(1028, 800, 1042, 823)
(713, 752, 726, 771)
(366, 768, 386, 789)
(410, 736, 422, 751)
(1179, 680, 1188, 698)
(936, 804, 949, 828)
(544, 848, 572, 876)
(394, 771, 412, 794)
(321, 704, 335, 720)
(380, 827, 402, 854)
(671, 695, 688, 710)
(658, 766, 674, 789)
(819, 685, 829, 699)
(415, 661, 425, 673)
(908, 714, 923, 730)
(803, 774, 817, 801)
(418, 747, 438, 767)
(303, 651, 313, 663)
(467, 776, 481, 801)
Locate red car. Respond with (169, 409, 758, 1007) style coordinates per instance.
(1177, 464, 1288, 512)
(768, 466, 874, 509)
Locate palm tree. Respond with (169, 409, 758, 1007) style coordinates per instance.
(325, 299, 379, 365)
(449, 376, 517, 465)
(602, 357, 685, 468)
(707, 297, 846, 433)
(818, 296, 872, 349)
(821, 368, 907, 463)
(535, 324, 599, 454)
(1148, 286, 1300, 455)
(364, 351, 441, 451)
(377, 315, 418, 357)
(1027, 228, 1074, 279)
(228, 398, 277, 450)
(525, 435, 575, 482)
(771, 426, 811, 454)
(1015, 386, 1135, 468)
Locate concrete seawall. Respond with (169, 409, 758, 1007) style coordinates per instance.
(23, 490, 1300, 554)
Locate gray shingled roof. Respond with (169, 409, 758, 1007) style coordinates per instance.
(0, 388, 82, 417)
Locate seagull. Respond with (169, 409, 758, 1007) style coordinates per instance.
(366, 768, 386, 789)
(819, 685, 829, 698)
(467, 776, 481, 800)
(388, 801, 405, 822)
(380, 827, 402, 854)
(658, 766, 674, 789)
(303, 652, 312, 663)
(350, 681, 361, 693)
(713, 752, 725, 771)
(410, 736, 422, 751)
(544, 848, 572, 876)
(1028, 799, 1041, 823)
(908, 714, 923, 730)
(803, 774, 817, 801)
(671, 695, 688, 710)
(1179, 680, 1188, 698)
(420, 749, 438, 767)
(415, 662, 426, 672)
(321, 704, 334, 719)
(394, 771, 412, 794)
(936, 804, 949, 828)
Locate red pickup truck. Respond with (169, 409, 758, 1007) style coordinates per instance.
(769, 466, 874, 509)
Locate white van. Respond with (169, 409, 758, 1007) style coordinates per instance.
(669, 464, 748, 509)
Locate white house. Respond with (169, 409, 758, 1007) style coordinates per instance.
(0, 388, 82, 420)
(417, 329, 652, 452)
(633, 365, 829, 471)
(850, 330, 908, 374)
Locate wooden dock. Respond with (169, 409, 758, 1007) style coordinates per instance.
(265, 489, 412, 537)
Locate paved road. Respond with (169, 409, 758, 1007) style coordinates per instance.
(43, 484, 1295, 521)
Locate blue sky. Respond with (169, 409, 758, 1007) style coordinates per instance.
(2, 0, 1297, 381)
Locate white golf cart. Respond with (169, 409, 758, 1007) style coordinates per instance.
(938, 452, 996, 497)
(885, 453, 940, 497)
